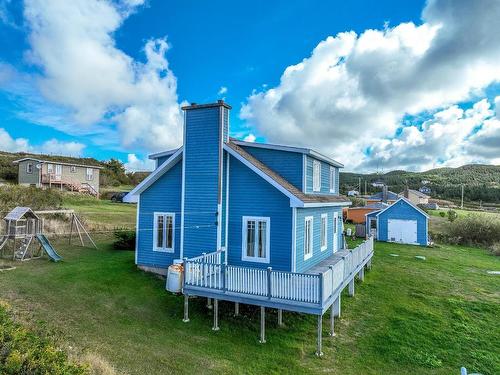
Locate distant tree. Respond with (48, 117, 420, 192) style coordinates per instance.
(447, 209, 458, 222)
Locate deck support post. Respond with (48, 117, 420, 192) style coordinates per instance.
(182, 295, 189, 323)
(212, 299, 220, 331)
(334, 295, 341, 318)
(358, 267, 365, 282)
(316, 315, 323, 357)
(207, 297, 213, 310)
(278, 309, 283, 326)
(367, 258, 372, 270)
(348, 279, 355, 297)
(329, 305, 336, 337)
(259, 306, 266, 343)
(234, 302, 239, 316)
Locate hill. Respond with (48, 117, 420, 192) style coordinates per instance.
(340, 164, 500, 204)
(0, 150, 147, 188)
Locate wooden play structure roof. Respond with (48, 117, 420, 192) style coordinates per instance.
(4, 207, 39, 221)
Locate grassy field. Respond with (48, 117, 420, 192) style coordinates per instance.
(62, 194, 136, 230)
(0, 237, 498, 374)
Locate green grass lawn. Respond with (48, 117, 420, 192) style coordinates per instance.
(62, 194, 136, 230)
(0, 238, 498, 374)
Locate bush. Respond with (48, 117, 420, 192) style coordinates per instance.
(0, 185, 63, 212)
(447, 209, 458, 222)
(113, 229, 136, 250)
(439, 211, 446, 218)
(440, 214, 500, 254)
(348, 197, 366, 207)
(0, 303, 87, 374)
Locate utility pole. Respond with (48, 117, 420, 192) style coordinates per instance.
(358, 178, 361, 194)
(364, 180, 367, 195)
(461, 184, 464, 209)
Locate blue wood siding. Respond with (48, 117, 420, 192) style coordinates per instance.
(295, 206, 343, 273)
(377, 200, 428, 246)
(221, 152, 228, 247)
(137, 160, 182, 269)
(227, 154, 293, 271)
(183, 107, 222, 258)
(155, 155, 170, 167)
(239, 146, 304, 190)
(304, 156, 339, 194)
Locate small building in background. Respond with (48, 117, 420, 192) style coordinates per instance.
(365, 197, 429, 246)
(365, 186, 399, 205)
(346, 202, 389, 224)
(13, 158, 102, 197)
(401, 188, 430, 205)
(347, 190, 360, 196)
(419, 186, 432, 195)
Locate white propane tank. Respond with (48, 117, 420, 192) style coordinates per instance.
(346, 228, 352, 236)
(166, 260, 184, 293)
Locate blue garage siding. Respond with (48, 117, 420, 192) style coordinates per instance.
(183, 106, 223, 258)
(227, 154, 292, 271)
(137, 160, 182, 269)
(377, 200, 428, 245)
(239, 146, 304, 190)
(295, 206, 343, 273)
(304, 156, 339, 194)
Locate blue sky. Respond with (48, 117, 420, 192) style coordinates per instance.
(0, 0, 499, 172)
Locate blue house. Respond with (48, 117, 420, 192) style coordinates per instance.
(127, 101, 375, 355)
(365, 197, 429, 246)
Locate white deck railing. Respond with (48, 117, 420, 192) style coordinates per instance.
(184, 238, 373, 308)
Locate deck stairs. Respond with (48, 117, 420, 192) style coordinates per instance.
(42, 174, 98, 197)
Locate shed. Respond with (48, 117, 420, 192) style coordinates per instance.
(347, 202, 389, 224)
(365, 198, 428, 246)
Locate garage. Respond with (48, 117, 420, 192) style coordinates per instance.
(387, 219, 417, 244)
(365, 197, 429, 246)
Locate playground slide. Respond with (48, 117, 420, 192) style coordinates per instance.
(36, 234, 62, 262)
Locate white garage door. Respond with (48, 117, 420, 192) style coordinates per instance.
(387, 219, 418, 244)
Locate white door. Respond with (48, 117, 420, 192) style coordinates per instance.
(333, 212, 339, 252)
(387, 219, 418, 244)
(54, 164, 62, 181)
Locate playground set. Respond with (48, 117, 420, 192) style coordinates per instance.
(0, 207, 96, 262)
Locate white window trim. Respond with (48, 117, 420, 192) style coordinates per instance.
(26, 163, 33, 174)
(304, 216, 313, 260)
(86, 168, 94, 181)
(313, 160, 321, 192)
(47, 163, 53, 173)
(320, 213, 328, 251)
(333, 212, 339, 252)
(70, 166, 77, 173)
(241, 216, 271, 264)
(153, 212, 175, 253)
(329, 166, 336, 193)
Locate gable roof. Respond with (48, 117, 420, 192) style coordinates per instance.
(225, 141, 350, 207)
(148, 148, 181, 160)
(231, 138, 344, 168)
(375, 197, 429, 218)
(367, 190, 400, 201)
(13, 158, 104, 169)
(404, 189, 430, 198)
(350, 202, 389, 210)
(4, 207, 39, 221)
(123, 147, 183, 201)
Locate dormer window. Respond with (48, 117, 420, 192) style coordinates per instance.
(330, 167, 336, 193)
(313, 160, 321, 192)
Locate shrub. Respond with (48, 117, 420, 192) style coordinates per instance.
(348, 197, 366, 207)
(0, 304, 87, 374)
(113, 229, 136, 250)
(490, 243, 500, 256)
(447, 209, 458, 222)
(440, 214, 500, 254)
(439, 211, 446, 218)
(0, 185, 63, 212)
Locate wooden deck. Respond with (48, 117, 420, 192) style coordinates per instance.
(182, 237, 374, 315)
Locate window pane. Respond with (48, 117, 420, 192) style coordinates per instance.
(321, 217, 326, 247)
(305, 220, 311, 255)
(165, 216, 173, 248)
(246, 220, 255, 257)
(258, 221, 266, 258)
(156, 215, 164, 248)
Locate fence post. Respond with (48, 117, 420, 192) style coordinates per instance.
(222, 263, 226, 292)
(267, 267, 272, 299)
(319, 273, 324, 304)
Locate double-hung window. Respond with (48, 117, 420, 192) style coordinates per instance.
(313, 160, 321, 192)
(86, 168, 94, 181)
(304, 216, 313, 260)
(329, 167, 336, 193)
(320, 213, 328, 251)
(153, 212, 175, 252)
(242, 216, 270, 263)
(26, 163, 33, 174)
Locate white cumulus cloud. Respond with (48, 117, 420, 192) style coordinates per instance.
(23, 0, 183, 153)
(124, 153, 155, 172)
(241, 0, 500, 171)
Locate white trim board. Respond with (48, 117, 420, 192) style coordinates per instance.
(124, 147, 183, 201)
(241, 216, 271, 264)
